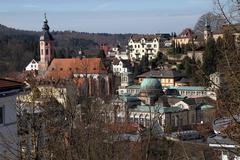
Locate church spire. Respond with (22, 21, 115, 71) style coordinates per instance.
(39, 13, 54, 75)
(204, 20, 212, 42)
(42, 13, 50, 31)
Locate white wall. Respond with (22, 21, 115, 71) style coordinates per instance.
(128, 38, 160, 61)
(0, 94, 19, 159)
(25, 60, 39, 71)
(112, 61, 129, 75)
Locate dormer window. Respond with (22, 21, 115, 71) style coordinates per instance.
(60, 68, 63, 71)
(52, 68, 54, 71)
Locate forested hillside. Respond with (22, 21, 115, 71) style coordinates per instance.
(0, 24, 131, 76)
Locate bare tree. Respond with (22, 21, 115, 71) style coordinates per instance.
(194, 12, 226, 35)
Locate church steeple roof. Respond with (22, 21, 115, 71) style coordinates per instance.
(42, 13, 50, 31)
(205, 20, 211, 32)
(40, 13, 54, 41)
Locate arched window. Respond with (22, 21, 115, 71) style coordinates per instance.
(145, 115, 150, 127)
(139, 114, 144, 125)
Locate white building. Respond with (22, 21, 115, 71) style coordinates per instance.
(166, 86, 217, 99)
(25, 59, 39, 71)
(0, 79, 24, 159)
(112, 59, 132, 76)
(108, 47, 129, 60)
(210, 72, 221, 90)
(128, 35, 161, 61)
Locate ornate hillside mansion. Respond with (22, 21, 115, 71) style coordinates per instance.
(128, 35, 161, 61)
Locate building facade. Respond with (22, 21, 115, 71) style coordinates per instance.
(128, 35, 161, 61)
(116, 77, 216, 133)
(25, 59, 39, 71)
(136, 70, 185, 87)
(0, 79, 24, 159)
(173, 28, 194, 47)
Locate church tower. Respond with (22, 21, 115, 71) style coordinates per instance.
(38, 13, 54, 75)
(204, 21, 212, 42)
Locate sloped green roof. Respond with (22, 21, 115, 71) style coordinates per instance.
(168, 86, 207, 91)
(199, 104, 215, 110)
(135, 105, 182, 113)
(120, 95, 140, 102)
(127, 85, 140, 89)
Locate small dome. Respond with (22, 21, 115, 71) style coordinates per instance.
(140, 78, 162, 91)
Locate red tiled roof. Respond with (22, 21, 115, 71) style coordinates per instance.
(45, 58, 107, 79)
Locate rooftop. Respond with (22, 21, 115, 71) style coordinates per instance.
(0, 79, 24, 97)
(168, 86, 207, 91)
(45, 58, 107, 79)
(137, 70, 184, 78)
(127, 85, 140, 89)
(134, 105, 182, 113)
(130, 34, 160, 42)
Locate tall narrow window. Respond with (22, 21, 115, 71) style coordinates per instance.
(46, 49, 48, 55)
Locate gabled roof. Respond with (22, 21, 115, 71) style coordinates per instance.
(30, 59, 37, 64)
(136, 70, 184, 78)
(0, 79, 24, 96)
(130, 35, 160, 42)
(0, 79, 24, 90)
(45, 58, 107, 79)
(179, 28, 193, 37)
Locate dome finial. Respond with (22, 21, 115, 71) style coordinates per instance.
(44, 13, 48, 23)
(42, 12, 50, 31)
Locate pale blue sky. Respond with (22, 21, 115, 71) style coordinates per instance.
(0, 0, 214, 33)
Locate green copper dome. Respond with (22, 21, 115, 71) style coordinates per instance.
(140, 78, 162, 91)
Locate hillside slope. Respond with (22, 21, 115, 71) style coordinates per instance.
(0, 24, 131, 76)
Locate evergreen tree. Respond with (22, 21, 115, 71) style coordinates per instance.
(140, 55, 149, 73)
(202, 37, 217, 75)
(98, 49, 106, 59)
(133, 64, 141, 78)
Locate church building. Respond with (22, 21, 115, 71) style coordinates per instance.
(38, 13, 54, 75)
(25, 14, 113, 98)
